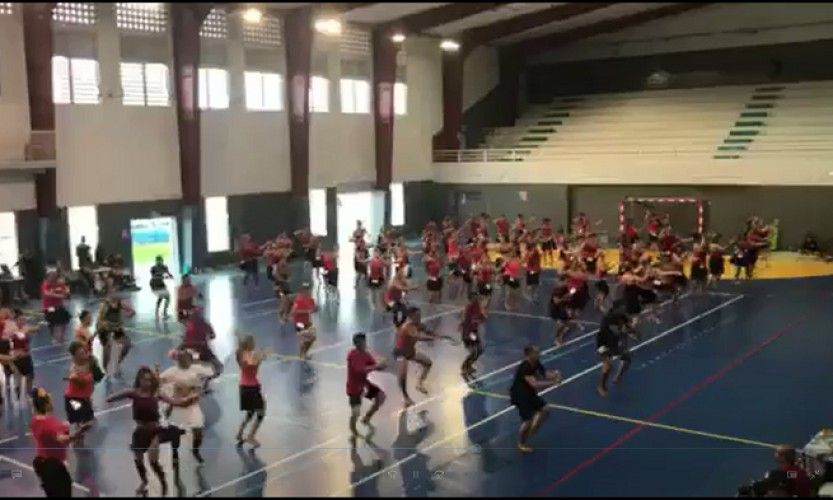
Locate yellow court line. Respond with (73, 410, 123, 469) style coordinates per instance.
(470, 388, 776, 449)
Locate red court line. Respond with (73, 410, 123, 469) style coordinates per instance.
(535, 314, 808, 496)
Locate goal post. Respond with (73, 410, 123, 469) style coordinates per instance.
(619, 196, 705, 237)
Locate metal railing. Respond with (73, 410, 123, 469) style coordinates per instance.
(433, 146, 833, 163)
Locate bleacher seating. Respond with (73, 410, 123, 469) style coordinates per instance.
(475, 81, 833, 161)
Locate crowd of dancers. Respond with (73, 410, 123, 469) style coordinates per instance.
(0, 209, 777, 496)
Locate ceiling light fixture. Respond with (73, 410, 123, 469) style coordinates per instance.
(242, 8, 263, 24)
(391, 33, 406, 43)
(439, 39, 460, 52)
(314, 18, 342, 36)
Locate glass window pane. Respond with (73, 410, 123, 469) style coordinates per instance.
(390, 183, 405, 226)
(340, 79, 354, 113)
(0, 212, 19, 274)
(70, 58, 100, 104)
(355, 79, 370, 114)
(262, 73, 283, 111)
(198, 68, 208, 110)
(205, 196, 230, 252)
(144, 63, 169, 106)
(310, 76, 329, 113)
(308, 189, 327, 236)
(394, 82, 407, 116)
(120, 62, 145, 106)
(208, 68, 229, 109)
(244, 71, 263, 110)
(52, 56, 72, 104)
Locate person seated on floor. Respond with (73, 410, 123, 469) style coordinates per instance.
(800, 233, 821, 257)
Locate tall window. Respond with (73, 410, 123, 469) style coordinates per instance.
(309, 189, 327, 236)
(199, 7, 227, 39)
(309, 76, 329, 113)
(390, 183, 405, 226)
(67, 206, 98, 270)
(205, 197, 230, 253)
(0, 212, 19, 274)
(394, 82, 407, 116)
(52, 56, 100, 104)
(340, 78, 370, 114)
(198, 68, 229, 110)
(120, 62, 169, 106)
(244, 71, 283, 111)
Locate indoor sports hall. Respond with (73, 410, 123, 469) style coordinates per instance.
(1, 2, 832, 498)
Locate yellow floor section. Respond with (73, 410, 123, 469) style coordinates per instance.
(487, 249, 833, 280)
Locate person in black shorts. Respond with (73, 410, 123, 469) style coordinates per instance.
(510, 345, 561, 453)
(596, 309, 633, 397)
(96, 291, 135, 378)
(549, 275, 573, 345)
(149, 256, 173, 320)
(346, 333, 387, 439)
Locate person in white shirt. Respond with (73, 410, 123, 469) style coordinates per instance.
(159, 350, 213, 465)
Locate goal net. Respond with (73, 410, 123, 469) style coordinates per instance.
(619, 197, 705, 239)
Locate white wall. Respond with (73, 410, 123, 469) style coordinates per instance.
(462, 45, 499, 111)
(0, 177, 36, 211)
(392, 37, 443, 182)
(531, 3, 833, 64)
(0, 9, 31, 162)
(200, 23, 291, 196)
(434, 155, 833, 186)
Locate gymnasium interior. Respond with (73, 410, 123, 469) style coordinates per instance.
(1, 2, 833, 497)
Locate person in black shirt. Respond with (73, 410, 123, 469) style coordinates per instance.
(596, 309, 632, 397)
(149, 256, 174, 320)
(510, 345, 561, 453)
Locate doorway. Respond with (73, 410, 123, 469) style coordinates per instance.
(129, 217, 180, 284)
(336, 190, 384, 248)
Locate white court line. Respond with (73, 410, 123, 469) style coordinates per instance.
(488, 310, 599, 325)
(335, 293, 744, 495)
(0, 454, 91, 494)
(0, 435, 20, 445)
(216, 308, 463, 382)
(240, 297, 278, 308)
(201, 293, 699, 496)
(195, 435, 344, 497)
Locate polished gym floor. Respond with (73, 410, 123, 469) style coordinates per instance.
(1, 254, 832, 497)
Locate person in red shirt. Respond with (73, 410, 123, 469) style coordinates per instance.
(424, 249, 444, 304)
(175, 274, 201, 323)
(494, 215, 510, 243)
(525, 243, 543, 300)
(502, 251, 523, 311)
(236, 335, 269, 447)
(453, 246, 473, 300)
(42, 271, 70, 344)
(513, 214, 526, 233)
(366, 249, 387, 310)
(65, 341, 96, 446)
(31, 387, 91, 497)
(538, 218, 556, 266)
(460, 293, 487, 379)
(320, 248, 339, 301)
(292, 284, 318, 359)
(239, 234, 261, 287)
(347, 332, 387, 438)
(179, 306, 223, 388)
(9, 309, 36, 401)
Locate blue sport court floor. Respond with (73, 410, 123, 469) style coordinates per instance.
(1, 259, 832, 497)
